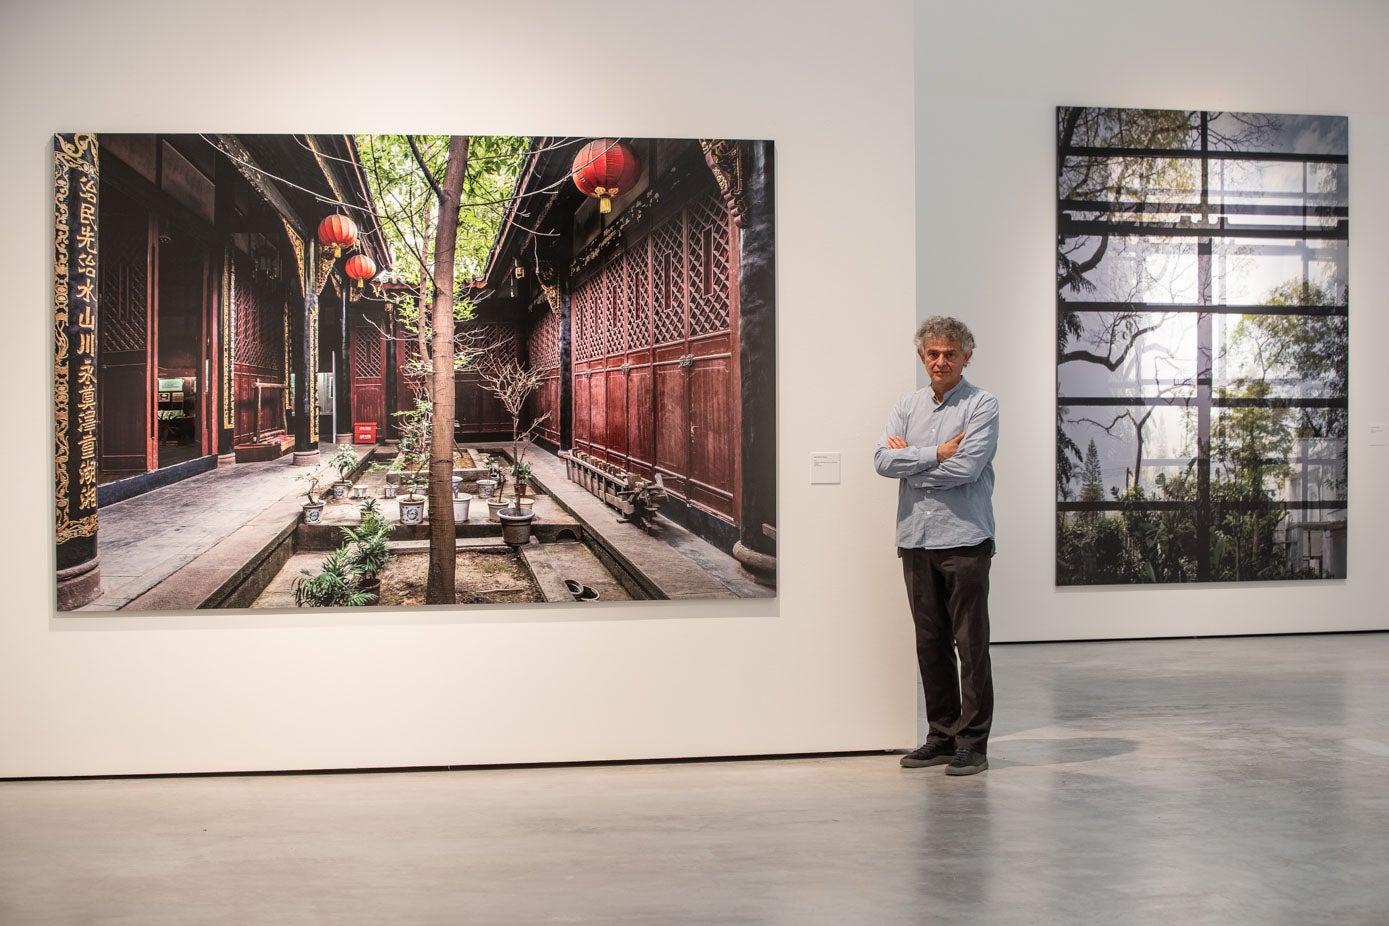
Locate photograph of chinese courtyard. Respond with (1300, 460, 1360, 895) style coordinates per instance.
(53, 134, 776, 611)
(1055, 108, 1347, 585)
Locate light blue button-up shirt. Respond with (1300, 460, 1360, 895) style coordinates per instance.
(874, 378, 999, 552)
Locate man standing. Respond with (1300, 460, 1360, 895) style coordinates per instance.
(874, 316, 999, 776)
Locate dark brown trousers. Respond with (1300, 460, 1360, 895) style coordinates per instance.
(901, 541, 994, 753)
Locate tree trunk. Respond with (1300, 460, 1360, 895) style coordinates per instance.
(426, 136, 470, 603)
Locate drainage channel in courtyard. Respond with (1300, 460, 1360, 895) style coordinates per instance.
(247, 447, 639, 609)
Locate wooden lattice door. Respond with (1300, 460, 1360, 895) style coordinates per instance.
(349, 316, 385, 430)
(97, 185, 156, 475)
(572, 187, 739, 525)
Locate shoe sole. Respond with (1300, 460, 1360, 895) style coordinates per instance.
(900, 755, 953, 768)
(945, 759, 988, 776)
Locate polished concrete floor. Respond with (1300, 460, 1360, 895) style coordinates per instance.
(3, 633, 1387, 925)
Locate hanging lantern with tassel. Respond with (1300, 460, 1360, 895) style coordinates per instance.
(571, 139, 642, 215)
(344, 253, 376, 289)
(317, 213, 358, 258)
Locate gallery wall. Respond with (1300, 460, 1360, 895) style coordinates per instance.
(5, 0, 1386, 778)
(917, 0, 1389, 640)
(0, 0, 919, 777)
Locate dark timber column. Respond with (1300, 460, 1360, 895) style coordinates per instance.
(335, 282, 352, 443)
(54, 134, 102, 609)
(726, 140, 777, 586)
(292, 238, 320, 465)
(214, 163, 237, 464)
(384, 304, 398, 442)
(558, 284, 574, 449)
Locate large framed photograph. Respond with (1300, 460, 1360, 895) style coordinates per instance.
(53, 134, 776, 611)
(1055, 108, 1348, 585)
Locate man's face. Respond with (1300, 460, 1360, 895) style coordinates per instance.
(918, 336, 971, 394)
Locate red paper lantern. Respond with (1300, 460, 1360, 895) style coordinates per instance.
(317, 214, 358, 258)
(344, 253, 376, 288)
(571, 139, 641, 214)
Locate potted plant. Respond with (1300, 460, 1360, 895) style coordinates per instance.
(296, 468, 328, 524)
(486, 495, 509, 521)
(498, 505, 535, 547)
(342, 510, 393, 604)
(510, 460, 533, 499)
(453, 491, 472, 523)
(292, 547, 369, 608)
(485, 455, 507, 496)
(475, 356, 549, 498)
(391, 403, 432, 525)
(328, 443, 359, 499)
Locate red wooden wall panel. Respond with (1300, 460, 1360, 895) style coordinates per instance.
(569, 188, 739, 525)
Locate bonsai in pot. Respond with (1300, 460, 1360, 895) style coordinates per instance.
(328, 443, 359, 499)
(510, 460, 533, 499)
(475, 356, 549, 500)
(296, 468, 328, 524)
(391, 402, 432, 525)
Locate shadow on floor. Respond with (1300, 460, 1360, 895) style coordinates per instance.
(986, 736, 1136, 769)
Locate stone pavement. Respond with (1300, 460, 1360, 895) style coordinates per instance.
(78, 442, 771, 612)
(522, 447, 772, 600)
(78, 444, 342, 611)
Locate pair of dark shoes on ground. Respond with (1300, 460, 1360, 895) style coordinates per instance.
(900, 742, 987, 775)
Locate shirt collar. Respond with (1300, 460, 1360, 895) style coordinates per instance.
(931, 377, 970, 406)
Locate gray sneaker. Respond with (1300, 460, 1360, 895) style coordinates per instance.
(900, 742, 955, 768)
(945, 747, 988, 776)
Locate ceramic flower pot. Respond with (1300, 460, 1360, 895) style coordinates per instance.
(398, 497, 426, 526)
(498, 507, 535, 546)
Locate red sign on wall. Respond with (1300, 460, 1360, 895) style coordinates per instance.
(353, 422, 377, 444)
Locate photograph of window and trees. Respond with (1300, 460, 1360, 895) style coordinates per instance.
(1055, 107, 1348, 586)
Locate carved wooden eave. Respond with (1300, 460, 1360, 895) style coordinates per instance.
(216, 135, 307, 234)
(304, 135, 349, 207)
(570, 188, 661, 277)
(537, 262, 562, 315)
(278, 218, 307, 298)
(700, 139, 747, 227)
(314, 252, 336, 298)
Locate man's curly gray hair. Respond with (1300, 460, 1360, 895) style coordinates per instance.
(913, 316, 976, 354)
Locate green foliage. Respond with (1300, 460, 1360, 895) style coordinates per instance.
(1080, 439, 1104, 502)
(355, 134, 529, 342)
(392, 401, 434, 498)
(293, 548, 370, 608)
(342, 510, 394, 582)
(293, 511, 395, 607)
(329, 444, 359, 480)
(296, 467, 327, 503)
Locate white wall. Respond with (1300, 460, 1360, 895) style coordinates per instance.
(918, 0, 1389, 641)
(0, 0, 920, 777)
(7, 0, 1385, 779)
